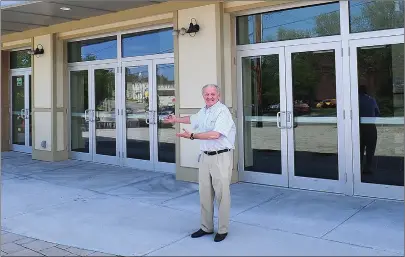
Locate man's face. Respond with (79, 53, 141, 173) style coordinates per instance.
(203, 86, 220, 107)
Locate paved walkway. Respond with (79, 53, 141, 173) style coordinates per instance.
(1, 151, 404, 256)
(1, 230, 116, 256)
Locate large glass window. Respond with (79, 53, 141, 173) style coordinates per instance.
(122, 28, 173, 58)
(236, 2, 341, 45)
(10, 50, 31, 69)
(67, 36, 117, 63)
(349, 0, 404, 33)
(356, 43, 404, 186)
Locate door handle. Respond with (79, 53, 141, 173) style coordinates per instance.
(84, 109, 89, 122)
(20, 109, 26, 119)
(25, 109, 30, 119)
(286, 111, 297, 129)
(145, 111, 150, 125)
(277, 112, 282, 128)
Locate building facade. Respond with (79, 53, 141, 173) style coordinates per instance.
(1, 0, 404, 200)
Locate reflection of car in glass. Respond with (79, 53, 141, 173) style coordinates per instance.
(316, 99, 336, 108)
(294, 102, 310, 114)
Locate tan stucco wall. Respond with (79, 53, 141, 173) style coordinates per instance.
(175, 3, 239, 183)
(1, 51, 11, 151)
(31, 34, 68, 161)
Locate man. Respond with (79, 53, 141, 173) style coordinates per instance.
(358, 85, 379, 173)
(163, 84, 236, 242)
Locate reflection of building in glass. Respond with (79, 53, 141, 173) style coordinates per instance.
(126, 82, 175, 107)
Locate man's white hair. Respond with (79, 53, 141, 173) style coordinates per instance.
(202, 84, 220, 95)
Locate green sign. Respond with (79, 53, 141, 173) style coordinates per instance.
(16, 77, 23, 87)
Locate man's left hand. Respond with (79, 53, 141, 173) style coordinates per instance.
(176, 128, 192, 139)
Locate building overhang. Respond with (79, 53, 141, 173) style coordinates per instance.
(1, 0, 222, 45)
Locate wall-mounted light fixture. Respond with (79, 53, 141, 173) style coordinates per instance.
(27, 44, 44, 56)
(173, 18, 200, 37)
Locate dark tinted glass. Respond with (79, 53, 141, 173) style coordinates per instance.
(237, 2, 340, 45)
(67, 36, 117, 63)
(10, 50, 31, 69)
(122, 28, 173, 57)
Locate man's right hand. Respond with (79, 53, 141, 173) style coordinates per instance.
(163, 114, 176, 124)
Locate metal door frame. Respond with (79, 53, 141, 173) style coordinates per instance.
(236, 46, 289, 187)
(10, 69, 32, 153)
(285, 41, 346, 194)
(349, 35, 404, 200)
(90, 62, 120, 165)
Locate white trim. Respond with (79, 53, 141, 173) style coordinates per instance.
(66, 33, 118, 43)
(232, 0, 336, 17)
(119, 23, 172, 37)
(9, 47, 30, 52)
(236, 35, 342, 52)
(348, 28, 404, 40)
(121, 53, 174, 63)
(68, 59, 118, 68)
(340, 0, 353, 196)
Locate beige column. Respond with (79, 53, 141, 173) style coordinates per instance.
(1, 51, 11, 152)
(31, 34, 68, 161)
(175, 3, 238, 183)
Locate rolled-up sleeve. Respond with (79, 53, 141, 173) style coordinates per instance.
(213, 109, 234, 137)
(190, 109, 201, 130)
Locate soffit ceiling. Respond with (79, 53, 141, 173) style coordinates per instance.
(1, 0, 167, 36)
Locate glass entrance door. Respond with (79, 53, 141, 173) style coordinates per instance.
(349, 35, 404, 200)
(285, 42, 346, 193)
(11, 71, 31, 153)
(121, 58, 175, 173)
(238, 42, 346, 193)
(69, 64, 118, 165)
(238, 47, 289, 187)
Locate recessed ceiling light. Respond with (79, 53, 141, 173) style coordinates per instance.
(60, 7, 71, 11)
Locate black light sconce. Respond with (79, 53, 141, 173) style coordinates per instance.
(27, 44, 44, 56)
(173, 18, 200, 37)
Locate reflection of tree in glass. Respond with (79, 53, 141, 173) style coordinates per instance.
(95, 69, 115, 111)
(350, 0, 404, 33)
(12, 51, 31, 68)
(291, 53, 320, 110)
(260, 55, 279, 110)
(357, 45, 404, 117)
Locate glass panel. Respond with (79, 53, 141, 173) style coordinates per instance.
(242, 55, 282, 174)
(156, 63, 175, 163)
(95, 68, 116, 156)
(28, 75, 32, 146)
(125, 66, 150, 161)
(67, 36, 117, 63)
(10, 50, 31, 69)
(349, 0, 404, 33)
(11, 76, 25, 145)
(356, 43, 404, 186)
(291, 50, 338, 180)
(236, 2, 340, 45)
(122, 28, 174, 58)
(70, 70, 89, 153)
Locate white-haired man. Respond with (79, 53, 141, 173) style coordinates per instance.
(163, 84, 236, 242)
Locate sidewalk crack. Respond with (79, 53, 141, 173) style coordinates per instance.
(320, 199, 376, 238)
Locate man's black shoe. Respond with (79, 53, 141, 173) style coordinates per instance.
(214, 233, 228, 242)
(191, 229, 213, 238)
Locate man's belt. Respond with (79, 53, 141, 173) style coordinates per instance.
(203, 149, 230, 156)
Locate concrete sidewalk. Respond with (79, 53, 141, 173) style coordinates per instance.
(1, 152, 403, 256)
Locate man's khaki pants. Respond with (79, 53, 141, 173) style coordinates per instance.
(198, 150, 233, 234)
